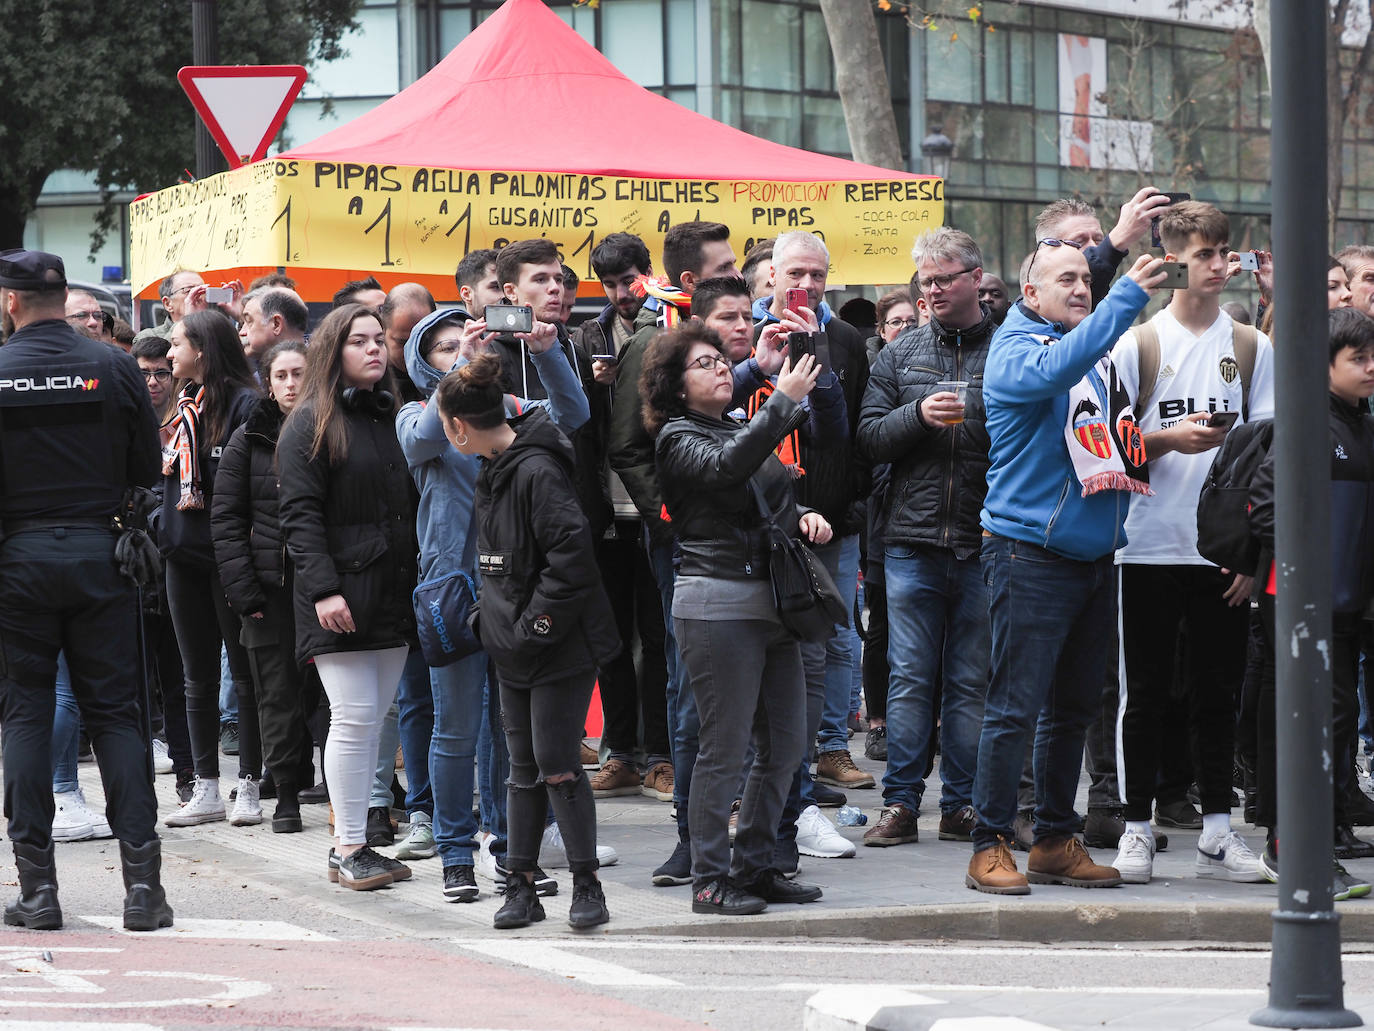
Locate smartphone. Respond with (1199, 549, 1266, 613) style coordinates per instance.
(784, 288, 809, 317)
(1237, 251, 1259, 272)
(1159, 262, 1190, 289)
(591, 354, 617, 364)
(1207, 410, 1240, 430)
(1151, 192, 1193, 248)
(484, 304, 533, 335)
(787, 331, 814, 360)
(204, 286, 233, 304)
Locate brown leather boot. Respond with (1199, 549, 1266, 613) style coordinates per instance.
(1027, 834, 1123, 887)
(965, 837, 1031, 895)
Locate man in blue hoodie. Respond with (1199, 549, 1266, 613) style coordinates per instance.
(967, 242, 1166, 894)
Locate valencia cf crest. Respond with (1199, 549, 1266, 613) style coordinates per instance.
(1115, 408, 1147, 469)
(1219, 355, 1239, 384)
(1072, 397, 1113, 459)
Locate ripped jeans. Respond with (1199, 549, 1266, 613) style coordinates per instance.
(499, 672, 599, 875)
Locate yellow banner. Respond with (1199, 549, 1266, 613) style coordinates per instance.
(130, 160, 944, 296)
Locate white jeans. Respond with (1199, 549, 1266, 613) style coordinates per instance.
(315, 646, 409, 846)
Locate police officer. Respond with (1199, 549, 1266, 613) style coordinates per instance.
(0, 250, 172, 932)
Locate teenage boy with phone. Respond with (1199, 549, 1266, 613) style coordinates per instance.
(1108, 201, 1276, 885)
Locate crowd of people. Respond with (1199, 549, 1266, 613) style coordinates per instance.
(7, 182, 1374, 935)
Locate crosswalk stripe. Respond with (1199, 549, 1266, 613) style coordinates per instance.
(78, 917, 334, 941)
(457, 941, 680, 987)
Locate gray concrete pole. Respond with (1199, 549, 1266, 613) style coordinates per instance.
(1250, 1, 1359, 1026)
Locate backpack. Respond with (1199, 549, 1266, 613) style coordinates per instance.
(1132, 320, 1258, 422)
(1194, 417, 1274, 575)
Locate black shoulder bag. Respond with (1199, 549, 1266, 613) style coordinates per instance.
(747, 476, 848, 643)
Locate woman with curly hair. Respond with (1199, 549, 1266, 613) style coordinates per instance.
(642, 320, 832, 916)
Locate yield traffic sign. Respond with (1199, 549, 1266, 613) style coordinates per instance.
(177, 65, 308, 168)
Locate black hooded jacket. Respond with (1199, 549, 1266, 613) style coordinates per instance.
(211, 395, 288, 617)
(474, 406, 621, 689)
(277, 387, 418, 664)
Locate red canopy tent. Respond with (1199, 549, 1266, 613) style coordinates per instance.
(131, 0, 938, 301)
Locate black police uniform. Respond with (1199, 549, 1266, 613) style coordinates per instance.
(0, 249, 170, 932)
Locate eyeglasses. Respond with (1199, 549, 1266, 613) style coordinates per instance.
(66, 309, 104, 323)
(1024, 238, 1084, 285)
(166, 284, 198, 299)
(916, 267, 978, 293)
(141, 369, 173, 383)
(687, 353, 729, 372)
(884, 316, 919, 330)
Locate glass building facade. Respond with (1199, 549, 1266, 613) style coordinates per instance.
(27, 0, 1366, 290)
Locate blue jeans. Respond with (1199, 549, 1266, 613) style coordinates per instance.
(52, 652, 80, 794)
(429, 651, 486, 865)
(972, 535, 1116, 853)
(219, 646, 238, 724)
(815, 534, 861, 756)
(369, 649, 434, 813)
(883, 543, 989, 814)
(649, 534, 695, 839)
(477, 669, 509, 855)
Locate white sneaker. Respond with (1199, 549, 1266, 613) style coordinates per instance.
(538, 822, 619, 868)
(73, 786, 113, 839)
(229, 776, 263, 826)
(1197, 829, 1265, 882)
(796, 804, 856, 858)
(52, 791, 93, 842)
(475, 831, 500, 882)
(151, 738, 173, 775)
(1113, 829, 1155, 884)
(165, 776, 226, 827)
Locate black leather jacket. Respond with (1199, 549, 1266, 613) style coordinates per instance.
(655, 391, 811, 580)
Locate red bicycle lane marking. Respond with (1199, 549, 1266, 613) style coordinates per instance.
(0, 931, 710, 1029)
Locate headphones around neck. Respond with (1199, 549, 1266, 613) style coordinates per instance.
(341, 386, 396, 416)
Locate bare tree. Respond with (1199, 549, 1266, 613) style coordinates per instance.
(818, 0, 905, 170)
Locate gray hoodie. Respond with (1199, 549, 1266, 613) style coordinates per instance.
(396, 307, 590, 581)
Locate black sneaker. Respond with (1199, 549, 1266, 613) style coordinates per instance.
(864, 724, 887, 761)
(272, 798, 303, 834)
(746, 870, 822, 904)
(1260, 839, 1279, 884)
(337, 847, 394, 891)
(299, 782, 329, 805)
(532, 866, 558, 897)
(175, 771, 195, 805)
(811, 781, 848, 808)
(494, 872, 545, 929)
(1335, 824, 1374, 860)
(219, 722, 240, 756)
(568, 871, 610, 929)
(366, 806, 395, 846)
(1335, 857, 1372, 900)
(442, 864, 479, 903)
(1155, 799, 1203, 829)
(374, 852, 411, 883)
(652, 839, 693, 886)
(691, 877, 766, 916)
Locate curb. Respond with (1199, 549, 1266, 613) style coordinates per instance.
(804, 988, 1064, 1031)
(610, 900, 1374, 943)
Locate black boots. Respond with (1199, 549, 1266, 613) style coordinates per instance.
(120, 839, 174, 931)
(272, 782, 303, 834)
(494, 871, 545, 929)
(4, 842, 62, 930)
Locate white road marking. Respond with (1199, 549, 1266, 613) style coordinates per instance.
(457, 941, 680, 986)
(0, 969, 270, 1009)
(0, 1024, 165, 1031)
(78, 916, 334, 941)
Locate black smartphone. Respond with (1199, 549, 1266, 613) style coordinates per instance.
(787, 331, 814, 360)
(484, 304, 533, 335)
(1207, 410, 1239, 430)
(1151, 191, 1193, 248)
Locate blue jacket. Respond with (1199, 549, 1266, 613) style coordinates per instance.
(980, 278, 1150, 561)
(397, 308, 591, 581)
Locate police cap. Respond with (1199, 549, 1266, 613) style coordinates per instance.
(0, 249, 66, 291)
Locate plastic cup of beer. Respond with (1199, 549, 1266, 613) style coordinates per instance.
(936, 380, 968, 424)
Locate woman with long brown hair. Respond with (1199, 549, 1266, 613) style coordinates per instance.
(160, 310, 261, 828)
(278, 303, 419, 891)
